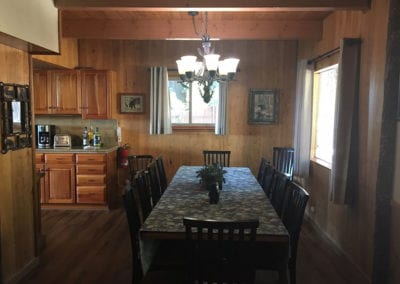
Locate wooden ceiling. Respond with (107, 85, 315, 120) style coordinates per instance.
(56, 0, 370, 40)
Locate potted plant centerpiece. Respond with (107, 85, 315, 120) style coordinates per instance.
(196, 163, 227, 204)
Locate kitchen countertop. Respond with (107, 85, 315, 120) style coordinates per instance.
(35, 145, 119, 154)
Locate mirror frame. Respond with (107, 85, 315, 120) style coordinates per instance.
(0, 82, 32, 154)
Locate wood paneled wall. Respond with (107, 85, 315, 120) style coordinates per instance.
(0, 43, 36, 283)
(77, 40, 297, 180)
(32, 38, 78, 69)
(298, 0, 389, 280)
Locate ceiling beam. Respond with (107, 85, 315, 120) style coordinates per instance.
(61, 18, 322, 40)
(55, 0, 371, 12)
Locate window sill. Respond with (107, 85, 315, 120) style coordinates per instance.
(172, 125, 215, 132)
(310, 157, 332, 170)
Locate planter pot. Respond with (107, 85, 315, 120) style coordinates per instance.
(208, 183, 220, 204)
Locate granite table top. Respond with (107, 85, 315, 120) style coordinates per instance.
(140, 165, 289, 242)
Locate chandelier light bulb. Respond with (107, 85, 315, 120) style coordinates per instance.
(204, 54, 220, 71)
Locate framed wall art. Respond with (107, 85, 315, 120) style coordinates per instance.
(119, 93, 144, 114)
(248, 89, 279, 124)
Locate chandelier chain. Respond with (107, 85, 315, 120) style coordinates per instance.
(191, 12, 209, 39)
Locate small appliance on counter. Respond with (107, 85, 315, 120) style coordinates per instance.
(53, 134, 72, 148)
(36, 124, 56, 149)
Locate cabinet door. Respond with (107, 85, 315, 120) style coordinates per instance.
(81, 70, 112, 119)
(35, 163, 47, 204)
(51, 70, 81, 114)
(46, 164, 76, 203)
(33, 70, 51, 114)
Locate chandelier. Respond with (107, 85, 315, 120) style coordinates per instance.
(176, 12, 240, 103)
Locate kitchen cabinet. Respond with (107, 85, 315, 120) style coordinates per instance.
(33, 70, 81, 115)
(81, 70, 114, 119)
(76, 153, 107, 204)
(35, 153, 46, 203)
(35, 150, 117, 207)
(44, 154, 76, 203)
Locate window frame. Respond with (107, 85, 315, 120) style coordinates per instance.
(311, 63, 339, 169)
(168, 75, 218, 132)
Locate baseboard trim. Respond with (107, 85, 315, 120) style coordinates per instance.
(4, 257, 39, 284)
(304, 214, 371, 283)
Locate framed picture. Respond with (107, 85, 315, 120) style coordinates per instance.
(248, 89, 279, 124)
(119, 93, 144, 113)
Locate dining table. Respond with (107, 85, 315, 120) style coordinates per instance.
(140, 165, 290, 282)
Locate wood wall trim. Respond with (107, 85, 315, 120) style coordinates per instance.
(54, 0, 371, 12)
(62, 18, 322, 40)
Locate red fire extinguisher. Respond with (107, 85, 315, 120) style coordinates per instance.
(118, 144, 129, 168)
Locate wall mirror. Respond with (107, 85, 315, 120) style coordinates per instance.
(0, 82, 32, 154)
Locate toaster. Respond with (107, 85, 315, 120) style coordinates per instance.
(53, 134, 72, 148)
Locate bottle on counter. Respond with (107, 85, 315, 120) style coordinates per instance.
(93, 127, 101, 147)
(82, 127, 89, 147)
(88, 126, 94, 146)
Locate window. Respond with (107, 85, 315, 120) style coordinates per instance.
(312, 64, 338, 166)
(169, 79, 219, 127)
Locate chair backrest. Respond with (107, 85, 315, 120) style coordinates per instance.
(134, 170, 153, 222)
(155, 155, 168, 193)
(281, 181, 309, 283)
(261, 163, 275, 197)
(282, 182, 309, 247)
(128, 154, 153, 180)
(257, 157, 269, 186)
(269, 171, 289, 217)
(146, 160, 162, 206)
(203, 150, 231, 167)
(272, 147, 294, 180)
(122, 179, 144, 283)
(183, 217, 259, 284)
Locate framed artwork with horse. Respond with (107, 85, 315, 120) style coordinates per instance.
(119, 93, 144, 113)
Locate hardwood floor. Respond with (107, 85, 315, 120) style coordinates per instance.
(21, 208, 369, 284)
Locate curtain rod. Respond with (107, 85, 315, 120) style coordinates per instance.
(307, 46, 340, 65)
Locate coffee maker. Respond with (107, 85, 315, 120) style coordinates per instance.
(36, 124, 55, 149)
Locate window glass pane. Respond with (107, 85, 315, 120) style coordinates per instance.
(169, 80, 189, 124)
(192, 81, 218, 124)
(314, 65, 338, 164)
(169, 79, 219, 125)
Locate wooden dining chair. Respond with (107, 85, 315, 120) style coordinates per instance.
(281, 181, 309, 284)
(269, 171, 289, 217)
(272, 147, 294, 180)
(122, 180, 186, 284)
(134, 170, 153, 222)
(257, 157, 269, 186)
(203, 150, 231, 167)
(183, 217, 259, 284)
(155, 155, 168, 194)
(146, 161, 162, 206)
(128, 154, 154, 180)
(261, 163, 276, 197)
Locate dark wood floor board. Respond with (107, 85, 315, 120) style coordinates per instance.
(21, 209, 369, 284)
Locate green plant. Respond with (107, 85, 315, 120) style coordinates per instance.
(196, 163, 227, 187)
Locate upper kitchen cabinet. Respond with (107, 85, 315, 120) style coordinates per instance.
(33, 70, 81, 115)
(81, 70, 114, 119)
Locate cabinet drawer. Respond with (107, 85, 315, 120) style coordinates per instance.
(45, 154, 75, 164)
(76, 154, 106, 164)
(35, 153, 45, 163)
(76, 186, 106, 204)
(76, 164, 106, 175)
(77, 174, 106, 185)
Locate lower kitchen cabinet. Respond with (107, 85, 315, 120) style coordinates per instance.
(35, 151, 116, 207)
(76, 153, 107, 204)
(44, 154, 76, 204)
